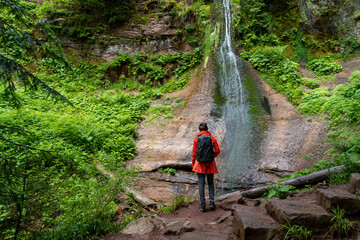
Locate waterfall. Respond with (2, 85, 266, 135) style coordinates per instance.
(215, 0, 264, 190)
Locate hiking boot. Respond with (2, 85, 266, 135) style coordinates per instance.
(209, 201, 216, 211)
(199, 203, 206, 212)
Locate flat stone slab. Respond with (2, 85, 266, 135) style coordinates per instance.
(316, 186, 360, 215)
(233, 205, 279, 240)
(162, 219, 194, 235)
(180, 231, 229, 240)
(121, 217, 154, 235)
(348, 173, 360, 194)
(265, 198, 332, 233)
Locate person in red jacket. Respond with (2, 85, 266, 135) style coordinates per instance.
(192, 122, 220, 212)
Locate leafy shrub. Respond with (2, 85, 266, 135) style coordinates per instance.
(36, 0, 133, 40)
(353, 12, 360, 20)
(241, 46, 285, 73)
(233, 0, 279, 48)
(298, 87, 330, 114)
(161, 73, 191, 93)
(301, 78, 319, 89)
(307, 58, 343, 76)
(329, 207, 355, 238)
(0, 57, 154, 239)
(298, 71, 360, 183)
(281, 219, 313, 240)
(164, 167, 176, 175)
(342, 37, 360, 55)
(145, 104, 174, 123)
(263, 184, 295, 201)
(185, 24, 197, 33)
(242, 46, 304, 104)
(295, 31, 308, 62)
(105, 50, 202, 87)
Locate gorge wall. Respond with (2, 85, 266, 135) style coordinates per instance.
(60, 0, 360, 204)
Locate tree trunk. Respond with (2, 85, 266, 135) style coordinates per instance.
(217, 165, 347, 201)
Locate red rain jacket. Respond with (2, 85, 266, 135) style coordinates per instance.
(192, 131, 220, 174)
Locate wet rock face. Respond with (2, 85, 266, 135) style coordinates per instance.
(87, 13, 192, 61)
(127, 59, 222, 173)
(248, 63, 331, 177)
(297, 0, 360, 40)
(127, 60, 223, 204)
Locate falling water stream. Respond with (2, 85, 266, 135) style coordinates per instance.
(215, 0, 265, 190)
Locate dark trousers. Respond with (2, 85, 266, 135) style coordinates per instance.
(198, 173, 214, 204)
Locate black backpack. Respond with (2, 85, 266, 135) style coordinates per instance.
(196, 135, 215, 164)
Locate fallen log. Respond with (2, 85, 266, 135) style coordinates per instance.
(216, 165, 347, 201)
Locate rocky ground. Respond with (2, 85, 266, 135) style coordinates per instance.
(104, 173, 360, 240)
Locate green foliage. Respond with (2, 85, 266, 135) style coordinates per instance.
(301, 78, 319, 89)
(306, 58, 343, 76)
(233, 0, 278, 49)
(329, 207, 355, 238)
(263, 184, 295, 201)
(299, 71, 360, 164)
(342, 37, 360, 56)
(37, 178, 126, 239)
(0, 58, 154, 239)
(281, 218, 313, 240)
(0, 1, 211, 239)
(156, 195, 192, 214)
(298, 87, 330, 114)
(295, 31, 308, 62)
(175, 1, 213, 48)
(241, 46, 304, 104)
(353, 12, 360, 20)
(164, 167, 176, 175)
(161, 73, 191, 93)
(0, 0, 69, 105)
(107, 49, 202, 88)
(145, 104, 174, 123)
(36, 0, 133, 40)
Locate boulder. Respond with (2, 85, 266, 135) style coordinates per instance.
(316, 186, 360, 215)
(121, 217, 155, 235)
(218, 195, 247, 211)
(162, 219, 194, 235)
(216, 211, 232, 224)
(232, 205, 279, 240)
(348, 173, 360, 194)
(149, 214, 165, 229)
(265, 198, 332, 233)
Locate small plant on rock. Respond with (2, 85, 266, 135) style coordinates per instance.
(164, 167, 176, 176)
(329, 206, 355, 238)
(281, 218, 313, 240)
(263, 184, 295, 201)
